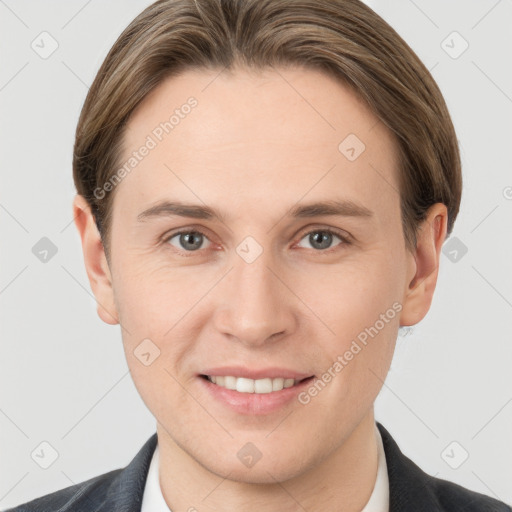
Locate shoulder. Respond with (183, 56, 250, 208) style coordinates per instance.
(2, 469, 122, 512)
(4, 432, 158, 512)
(376, 422, 511, 512)
(429, 474, 512, 512)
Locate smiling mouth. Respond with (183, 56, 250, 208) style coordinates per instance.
(200, 374, 315, 394)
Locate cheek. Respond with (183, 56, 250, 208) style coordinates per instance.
(304, 291, 398, 427)
(112, 256, 183, 325)
(302, 250, 401, 387)
(299, 248, 402, 333)
(112, 260, 205, 371)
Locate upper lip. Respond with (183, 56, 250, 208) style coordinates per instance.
(200, 367, 314, 381)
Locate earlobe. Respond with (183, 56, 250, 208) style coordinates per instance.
(72, 195, 119, 326)
(399, 203, 448, 327)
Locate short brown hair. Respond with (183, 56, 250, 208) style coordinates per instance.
(73, 0, 462, 259)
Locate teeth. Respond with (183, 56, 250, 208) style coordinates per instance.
(207, 375, 299, 393)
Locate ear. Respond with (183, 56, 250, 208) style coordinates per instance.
(73, 194, 119, 325)
(399, 203, 448, 327)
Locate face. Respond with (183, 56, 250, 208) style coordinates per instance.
(75, 65, 445, 484)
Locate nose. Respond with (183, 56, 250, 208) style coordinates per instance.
(212, 248, 296, 348)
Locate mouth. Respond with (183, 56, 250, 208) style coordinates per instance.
(199, 374, 315, 394)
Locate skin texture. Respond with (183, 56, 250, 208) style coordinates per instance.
(73, 65, 447, 512)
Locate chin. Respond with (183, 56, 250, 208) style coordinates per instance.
(212, 462, 302, 485)
(199, 447, 314, 485)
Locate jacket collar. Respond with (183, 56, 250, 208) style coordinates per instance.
(96, 432, 157, 512)
(376, 422, 441, 511)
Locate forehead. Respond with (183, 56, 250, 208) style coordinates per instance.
(118, 66, 401, 228)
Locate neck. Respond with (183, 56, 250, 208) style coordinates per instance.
(157, 409, 379, 512)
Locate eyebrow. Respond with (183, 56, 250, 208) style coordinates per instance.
(137, 199, 374, 223)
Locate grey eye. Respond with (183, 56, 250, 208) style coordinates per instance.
(167, 231, 210, 251)
(297, 230, 344, 251)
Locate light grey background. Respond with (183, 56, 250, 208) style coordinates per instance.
(1, 0, 511, 509)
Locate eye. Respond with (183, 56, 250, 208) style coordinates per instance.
(295, 228, 350, 252)
(165, 230, 211, 253)
(162, 226, 350, 256)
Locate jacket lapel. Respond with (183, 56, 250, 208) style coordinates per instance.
(377, 422, 441, 511)
(96, 432, 158, 512)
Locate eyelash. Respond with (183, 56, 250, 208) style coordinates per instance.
(161, 226, 352, 257)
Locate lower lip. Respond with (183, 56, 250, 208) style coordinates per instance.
(199, 375, 315, 415)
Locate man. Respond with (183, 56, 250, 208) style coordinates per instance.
(6, 0, 511, 510)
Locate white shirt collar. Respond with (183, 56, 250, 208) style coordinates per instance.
(361, 423, 390, 511)
(140, 438, 171, 511)
(141, 423, 389, 512)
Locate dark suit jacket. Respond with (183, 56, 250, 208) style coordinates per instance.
(5, 422, 511, 511)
